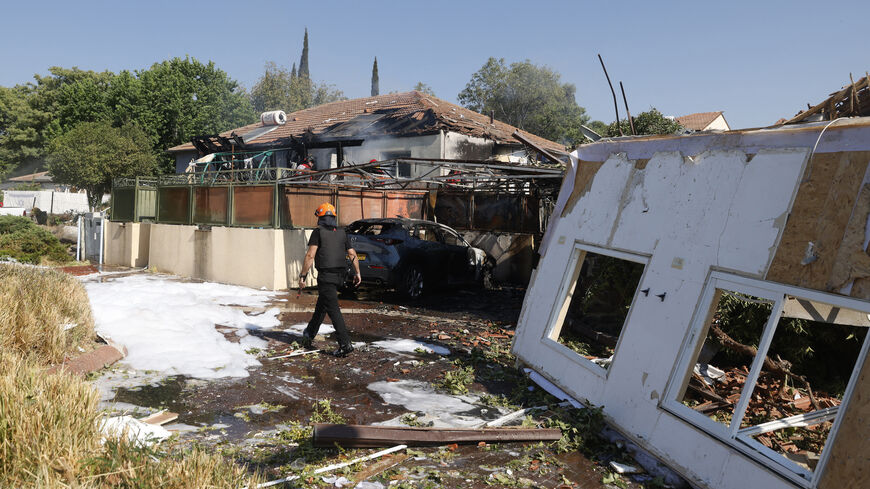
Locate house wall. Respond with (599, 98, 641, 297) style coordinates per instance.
(513, 120, 870, 489)
(705, 114, 730, 131)
(174, 149, 199, 174)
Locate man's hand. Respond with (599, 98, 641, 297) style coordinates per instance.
(353, 273, 362, 287)
(298, 277, 306, 290)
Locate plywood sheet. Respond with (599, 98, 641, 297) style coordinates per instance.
(766, 151, 870, 292)
(561, 160, 604, 217)
(818, 355, 870, 489)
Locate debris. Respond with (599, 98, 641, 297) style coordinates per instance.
(268, 349, 320, 360)
(350, 453, 409, 483)
(609, 461, 642, 474)
(99, 415, 171, 446)
(139, 410, 179, 426)
(312, 423, 562, 448)
(477, 401, 572, 428)
(250, 444, 407, 489)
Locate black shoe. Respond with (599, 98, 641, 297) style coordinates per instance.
(300, 334, 313, 349)
(331, 345, 354, 357)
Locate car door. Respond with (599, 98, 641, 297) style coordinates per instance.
(438, 226, 474, 284)
(412, 223, 449, 284)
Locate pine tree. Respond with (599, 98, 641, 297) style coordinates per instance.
(371, 57, 379, 97)
(298, 29, 309, 79)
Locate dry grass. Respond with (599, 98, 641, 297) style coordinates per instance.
(0, 353, 260, 488)
(0, 262, 95, 364)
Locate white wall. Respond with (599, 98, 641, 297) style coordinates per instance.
(2, 190, 89, 213)
(513, 121, 870, 489)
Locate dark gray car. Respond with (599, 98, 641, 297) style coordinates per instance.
(345, 218, 492, 298)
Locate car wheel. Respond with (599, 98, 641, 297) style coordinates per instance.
(401, 264, 425, 299)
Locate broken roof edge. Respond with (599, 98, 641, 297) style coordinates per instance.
(574, 116, 870, 162)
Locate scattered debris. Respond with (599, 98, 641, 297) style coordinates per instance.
(312, 423, 562, 448)
(99, 415, 171, 446)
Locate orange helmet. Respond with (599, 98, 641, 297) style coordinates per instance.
(314, 202, 336, 217)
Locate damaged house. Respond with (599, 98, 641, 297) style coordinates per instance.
(167, 90, 565, 175)
(512, 108, 870, 487)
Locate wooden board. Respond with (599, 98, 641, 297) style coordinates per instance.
(818, 355, 870, 489)
(766, 151, 870, 295)
(312, 424, 562, 448)
(562, 160, 604, 217)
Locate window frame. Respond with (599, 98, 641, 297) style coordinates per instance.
(541, 242, 650, 378)
(662, 270, 870, 487)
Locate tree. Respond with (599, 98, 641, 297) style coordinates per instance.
(48, 122, 157, 209)
(251, 62, 345, 113)
(0, 86, 40, 177)
(133, 57, 255, 172)
(458, 58, 588, 146)
(371, 57, 379, 97)
(600, 108, 683, 137)
(413, 82, 435, 96)
(298, 29, 310, 79)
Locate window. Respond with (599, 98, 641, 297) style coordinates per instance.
(381, 151, 412, 178)
(413, 225, 440, 243)
(440, 227, 465, 246)
(547, 244, 647, 372)
(664, 272, 870, 485)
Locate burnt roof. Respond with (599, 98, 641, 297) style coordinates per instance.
(168, 91, 564, 153)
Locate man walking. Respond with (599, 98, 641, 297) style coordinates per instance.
(299, 203, 361, 357)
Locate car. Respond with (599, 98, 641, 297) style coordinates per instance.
(344, 218, 493, 299)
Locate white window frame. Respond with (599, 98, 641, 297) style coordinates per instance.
(662, 270, 870, 487)
(541, 242, 649, 378)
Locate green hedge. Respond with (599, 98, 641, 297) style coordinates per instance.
(0, 216, 69, 264)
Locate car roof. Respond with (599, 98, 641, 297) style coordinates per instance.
(349, 217, 455, 229)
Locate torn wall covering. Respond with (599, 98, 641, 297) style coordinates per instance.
(513, 118, 870, 489)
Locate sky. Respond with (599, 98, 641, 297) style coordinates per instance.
(1, 0, 869, 130)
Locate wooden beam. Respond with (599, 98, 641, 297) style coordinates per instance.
(312, 423, 562, 448)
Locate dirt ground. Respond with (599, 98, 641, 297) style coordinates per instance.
(95, 277, 665, 488)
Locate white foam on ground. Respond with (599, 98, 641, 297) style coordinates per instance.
(85, 274, 280, 379)
(368, 380, 501, 427)
(370, 338, 450, 355)
(284, 322, 334, 335)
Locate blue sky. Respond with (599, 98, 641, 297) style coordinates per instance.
(1, 0, 868, 130)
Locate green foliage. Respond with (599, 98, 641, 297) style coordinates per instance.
(251, 61, 345, 114)
(543, 405, 615, 458)
(1, 60, 254, 176)
(458, 57, 588, 145)
(413, 82, 435, 96)
(0, 217, 68, 264)
(48, 121, 157, 209)
(602, 108, 683, 137)
(371, 57, 379, 97)
(435, 364, 475, 395)
(309, 398, 346, 424)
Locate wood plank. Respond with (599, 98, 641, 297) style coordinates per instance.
(140, 410, 179, 426)
(312, 424, 562, 448)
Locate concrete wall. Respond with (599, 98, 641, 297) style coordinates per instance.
(124, 223, 313, 290)
(443, 132, 494, 161)
(104, 221, 151, 268)
(513, 121, 870, 489)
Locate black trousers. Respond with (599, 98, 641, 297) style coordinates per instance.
(304, 281, 351, 348)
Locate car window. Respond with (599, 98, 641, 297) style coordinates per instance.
(414, 225, 441, 243)
(348, 222, 401, 236)
(440, 227, 464, 246)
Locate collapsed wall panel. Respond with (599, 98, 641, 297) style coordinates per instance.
(514, 119, 870, 489)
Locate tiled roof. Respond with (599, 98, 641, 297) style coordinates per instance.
(168, 91, 564, 153)
(7, 171, 52, 182)
(674, 111, 723, 131)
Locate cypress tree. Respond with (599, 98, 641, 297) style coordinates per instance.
(371, 57, 379, 96)
(298, 28, 309, 79)
(291, 62, 297, 80)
